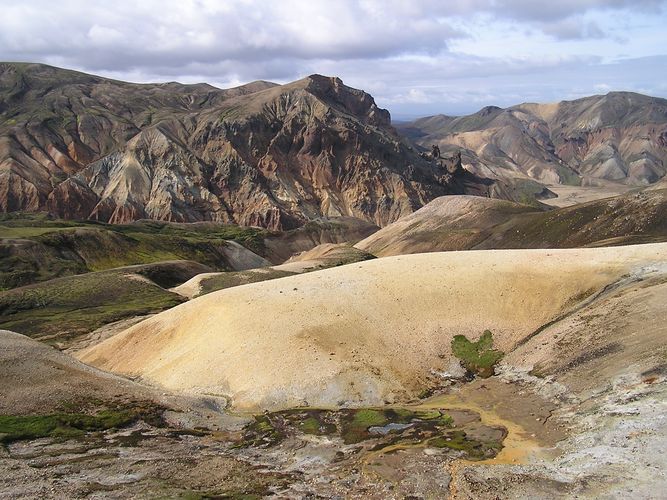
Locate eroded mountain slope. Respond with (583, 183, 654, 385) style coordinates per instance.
(399, 92, 667, 186)
(1, 63, 490, 229)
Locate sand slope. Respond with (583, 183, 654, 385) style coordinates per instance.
(356, 191, 667, 257)
(355, 196, 537, 256)
(78, 244, 667, 411)
(0, 330, 152, 414)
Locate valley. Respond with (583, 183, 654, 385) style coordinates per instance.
(1, 231, 666, 497)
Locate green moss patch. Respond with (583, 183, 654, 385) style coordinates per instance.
(451, 330, 504, 378)
(340, 409, 389, 444)
(427, 430, 502, 460)
(0, 404, 163, 444)
(236, 415, 285, 448)
(297, 415, 336, 436)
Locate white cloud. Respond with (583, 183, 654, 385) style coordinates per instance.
(87, 25, 125, 45)
(0, 0, 665, 115)
(390, 89, 432, 104)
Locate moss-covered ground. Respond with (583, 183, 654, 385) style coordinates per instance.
(0, 213, 268, 290)
(451, 330, 504, 378)
(0, 402, 164, 444)
(0, 267, 185, 344)
(233, 407, 503, 460)
(428, 430, 503, 459)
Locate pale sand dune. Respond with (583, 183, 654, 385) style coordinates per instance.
(78, 244, 667, 411)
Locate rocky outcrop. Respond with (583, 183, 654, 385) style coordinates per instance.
(0, 63, 486, 229)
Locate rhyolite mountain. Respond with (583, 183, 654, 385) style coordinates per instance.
(399, 92, 667, 187)
(0, 63, 489, 230)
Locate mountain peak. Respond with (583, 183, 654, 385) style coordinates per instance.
(282, 74, 390, 127)
(287, 73, 343, 91)
(0, 63, 473, 230)
(304, 73, 343, 86)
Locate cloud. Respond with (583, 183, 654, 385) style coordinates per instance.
(540, 19, 605, 40)
(2, 0, 663, 72)
(395, 89, 432, 104)
(594, 83, 613, 92)
(0, 1, 464, 70)
(378, 55, 667, 117)
(0, 0, 665, 114)
(490, 0, 665, 22)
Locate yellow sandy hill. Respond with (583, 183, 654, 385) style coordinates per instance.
(77, 244, 667, 411)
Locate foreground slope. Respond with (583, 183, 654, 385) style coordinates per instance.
(356, 189, 667, 256)
(78, 244, 667, 410)
(0, 330, 153, 414)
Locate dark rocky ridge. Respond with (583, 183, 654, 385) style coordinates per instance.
(0, 63, 488, 230)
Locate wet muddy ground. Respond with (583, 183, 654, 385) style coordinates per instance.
(4, 371, 662, 499)
(0, 377, 571, 499)
(0, 382, 535, 498)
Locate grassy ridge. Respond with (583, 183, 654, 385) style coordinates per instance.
(197, 268, 297, 296)
(0, 266, 186, 345)
(0, 402, 164, 444)
(0, 411, 136, 443)
(194, 246, 375, 297)
(0, 213, 268, 289)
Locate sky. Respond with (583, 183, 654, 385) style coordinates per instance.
(1, 0, 666, 119)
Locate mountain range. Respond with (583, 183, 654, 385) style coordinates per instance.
(2, 63, 667, 499)
(399, 92, 667, 188)
(1, 63, 666, 230)
(0, 63, 486, 230)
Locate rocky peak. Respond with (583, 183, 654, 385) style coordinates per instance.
(1, 64, 494, 229)
(296, 74, 390, 128)
(479, 105, 503, 116)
